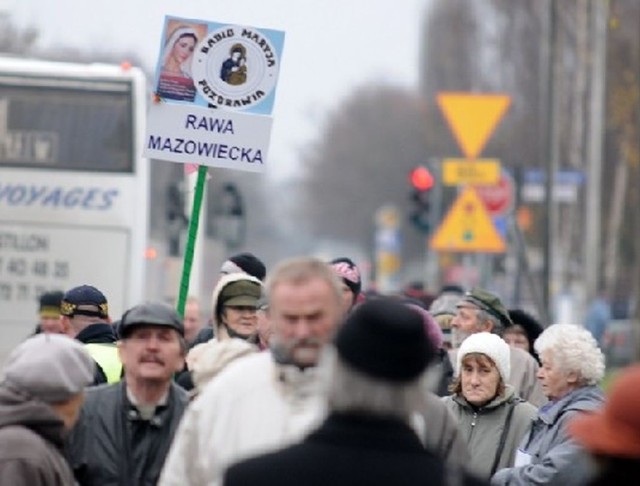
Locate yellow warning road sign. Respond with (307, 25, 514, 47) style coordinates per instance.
(442, 158, 501, 185)
(436, 93, 511, 159)
(430, 187, 506, 253)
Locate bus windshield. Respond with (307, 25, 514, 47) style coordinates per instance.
(0, 76, 133, 172)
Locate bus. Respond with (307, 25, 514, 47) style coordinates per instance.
(0, 57, 149, 359)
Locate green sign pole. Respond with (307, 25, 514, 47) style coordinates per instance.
(176, 165, 208, 317)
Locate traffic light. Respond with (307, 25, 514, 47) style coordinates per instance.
(408, 166, 434, 233)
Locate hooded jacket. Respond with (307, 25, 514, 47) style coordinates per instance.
(185, 337, 257, 395)
(175, 273, 263, 393)
(444, 385, 537, 478)
(491, 385, 605, 485)
(0, 386, 76, 486)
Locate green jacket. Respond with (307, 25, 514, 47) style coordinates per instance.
(443, 385, 537, 479)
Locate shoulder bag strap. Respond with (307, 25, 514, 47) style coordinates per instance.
(490, 398, 521, 476)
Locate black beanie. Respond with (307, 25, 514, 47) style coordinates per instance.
(508, 308, 543, 355)
(222, 252, 267, 281)
(330, 257, 362, 299)
(334, 297, 434, 382)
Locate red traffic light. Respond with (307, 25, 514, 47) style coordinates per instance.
(409, 166, 434, 191)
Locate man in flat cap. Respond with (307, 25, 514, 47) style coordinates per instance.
(224, 298, 484, 486)
(451, 287, 546, 406)
(67, 301, 189, 486)
(60, 284, 121, 385)
(0, 334, 94, 485)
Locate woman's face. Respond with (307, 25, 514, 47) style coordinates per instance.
(221, 305, 258, 339)
(461, 354, 501, 407)
(537, 351, 576, 401)
(504, 328, 530, 352)
(172, 35, 196, 63)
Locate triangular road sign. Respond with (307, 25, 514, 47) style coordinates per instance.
(436, 93, 511, 159)
(430, 187, 506, 253)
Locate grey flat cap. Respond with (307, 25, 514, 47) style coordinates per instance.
(3, 334, 95, 403)
(118, 301, 184, 338)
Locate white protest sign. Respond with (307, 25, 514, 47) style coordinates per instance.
(144, 103, 272, 172)
(145, 16, 285, 171)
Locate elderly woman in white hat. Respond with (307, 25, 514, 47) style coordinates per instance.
(444, 332, 537, 479)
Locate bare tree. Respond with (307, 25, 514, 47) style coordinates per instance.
(0, 12, 38, 55)
(296, 84, 431, 265)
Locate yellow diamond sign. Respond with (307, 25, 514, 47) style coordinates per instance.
(430, 187, 506, 253)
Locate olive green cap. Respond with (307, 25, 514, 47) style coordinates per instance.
(458, 287, 513, 328)
(220, 280, 262, 308)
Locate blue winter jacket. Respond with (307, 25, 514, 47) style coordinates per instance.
(491, 385, 604, 485)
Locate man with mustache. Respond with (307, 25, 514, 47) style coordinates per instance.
(450, 288, 546, 407)
(67, 302, 189, 486)
(160, 257, 345, 486)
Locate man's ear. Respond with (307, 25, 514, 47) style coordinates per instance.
(175, 356, 186, 374)
(478, 319, 494, 333)
(116, 340, 125, 362)
(60, 316, 72, 336)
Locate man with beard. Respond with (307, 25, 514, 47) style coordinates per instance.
(163, 259, 471, 484)
(450, 288, 546, 407)
(223, 298, 485, 486)
(67, 302, 189, 486)
(160, 257, 345, 486)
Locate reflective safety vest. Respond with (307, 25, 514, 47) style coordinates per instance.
(84, 343, 123, 384)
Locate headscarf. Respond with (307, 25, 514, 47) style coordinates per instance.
(162, 26, 199, 76)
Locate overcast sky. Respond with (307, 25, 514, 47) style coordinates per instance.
(9, 0, 432, 179)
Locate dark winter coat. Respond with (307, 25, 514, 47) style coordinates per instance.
(223, 412, 486, 486)
(0, 386, 76, 486)
(67, 381, 188, 486)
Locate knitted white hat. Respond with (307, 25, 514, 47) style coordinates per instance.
(456, 332, 511, 381)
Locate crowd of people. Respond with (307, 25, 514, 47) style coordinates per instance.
(0, 251, 638, 485)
